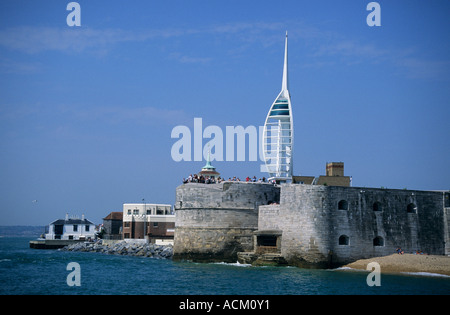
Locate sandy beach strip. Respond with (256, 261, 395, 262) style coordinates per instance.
(342, 254, 450, 277)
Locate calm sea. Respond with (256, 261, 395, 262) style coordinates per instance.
(0, 237, 449, 296)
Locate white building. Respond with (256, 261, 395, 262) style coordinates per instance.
(122, 203, 175, 243)
(45, 214, 96, 241)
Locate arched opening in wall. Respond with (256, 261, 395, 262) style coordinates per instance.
(338, 235, 349, 245)
(373, 236, 384, 247)
(338, 200, 348, 210)
(407, 203, 417, 213)
(373, 201, 382, 212)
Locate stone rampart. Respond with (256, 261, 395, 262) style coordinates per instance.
(173, 182, 280, 262)
(258, 184, 446, 267)
(444, 207, 450, 256)
(173, 181, 448, 267)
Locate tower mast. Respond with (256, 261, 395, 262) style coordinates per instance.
(282, 31, 288, 93)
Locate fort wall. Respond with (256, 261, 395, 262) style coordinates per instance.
(258, 184, 446, 267)
(174, 182, 448, 267)
(173, 182, 280, 262)
(444, 207, 450, 256)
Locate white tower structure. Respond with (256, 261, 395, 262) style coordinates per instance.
(263, 32, 294, 183)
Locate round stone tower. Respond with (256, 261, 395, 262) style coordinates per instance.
(173, 181, 280, 262)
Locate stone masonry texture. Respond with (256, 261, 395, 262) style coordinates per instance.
(173, 182, 280, 262)
(174, 182, 449, 267)
(259, 185, 446, 267)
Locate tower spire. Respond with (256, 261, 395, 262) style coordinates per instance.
(262, 31, 294, 183)
(281, 31, 288, 92)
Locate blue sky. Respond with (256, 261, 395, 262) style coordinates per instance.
(1, 0, 449, 225)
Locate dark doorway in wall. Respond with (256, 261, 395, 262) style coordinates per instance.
(257, 235, 277, 247)
(255, 230, 282, 254)
(407, 203, 417, 213)
(338, 200, 348, 210)
(338, 235, 349, 245)
(373, 236, 384, 246)
(373, 201, 382, 212)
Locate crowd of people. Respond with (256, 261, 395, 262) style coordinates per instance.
(182, 174, 276, 184)
(396, 247, 427, 255)
(182, 174, 220, 184)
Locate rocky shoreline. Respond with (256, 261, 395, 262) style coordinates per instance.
(59, 240, 173, 259)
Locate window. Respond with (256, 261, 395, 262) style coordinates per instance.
(127, 209, 131, 215)
(133, 209, 139, 215)
(373, 236, 384, 246)
(54, 224, 63, 235)
(146, 209, 151, 215)
(373, 201, 382, 212)
(124, 233, 130, 238)
(153, 222, 159, 228)
(85, 225, 90, 232)
(407, 203, 416, 213)
(338, 200, 348, 210)
(124, 222, 130, 227)
(338, 235, 349, 245)
(73, 225, 78, 232)
(157, 209, 164, 215)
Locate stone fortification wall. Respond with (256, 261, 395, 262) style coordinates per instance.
(258, 184, 446, 267)
(444, 207, 450, 256)
(173, 182, 280, 262)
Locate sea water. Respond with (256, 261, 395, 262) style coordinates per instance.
(0, 237, 449, 295)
